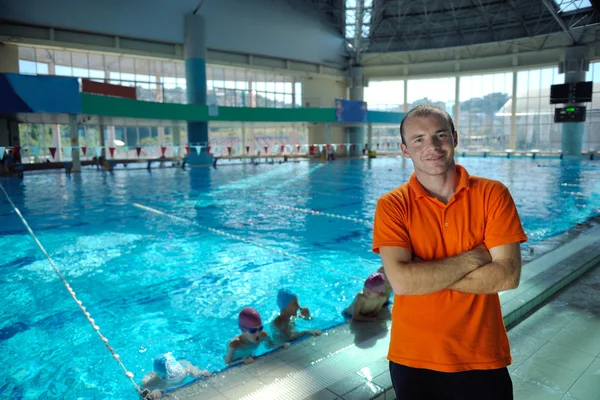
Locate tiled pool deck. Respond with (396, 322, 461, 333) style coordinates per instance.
(166, 224, 600, 400)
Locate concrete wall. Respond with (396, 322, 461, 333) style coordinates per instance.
(302, 76, 347, 145)
(0, 43, 19, 73)
(1, 0, 345, 66)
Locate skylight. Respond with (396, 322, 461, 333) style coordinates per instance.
(345, 0, 373, 45)
(552, 0, 592, 13)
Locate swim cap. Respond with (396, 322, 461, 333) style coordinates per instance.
(153, 353, 187, 383)
(364, 272, 386, 294)
(277, 288, 297, 310)
(238, 307, 262, 330)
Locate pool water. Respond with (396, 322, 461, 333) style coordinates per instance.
(1, 157, 599, 399)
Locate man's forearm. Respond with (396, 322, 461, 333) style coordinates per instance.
(386, 249, 487, 295)
(448, 260, 520, 294)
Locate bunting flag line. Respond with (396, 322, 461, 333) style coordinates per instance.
(81, 146, 87, 156)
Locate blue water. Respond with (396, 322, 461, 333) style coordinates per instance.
(1, 157, 599, 399)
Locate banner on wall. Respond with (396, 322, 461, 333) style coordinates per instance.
(334, 98, 368, 123)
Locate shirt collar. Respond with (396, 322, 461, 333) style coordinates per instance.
(409, 164, 471, 200)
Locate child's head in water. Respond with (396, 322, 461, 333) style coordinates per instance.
(153, 353, 187, 384)
(277, 289, 298, 312)
(364, 272, 386, 297)
(238, 307, 264, 343)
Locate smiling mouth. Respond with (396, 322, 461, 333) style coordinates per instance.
(426, 154, 444, 161)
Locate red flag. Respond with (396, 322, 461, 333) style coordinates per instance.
(326, 144, 331, 152)
(227, 146, 232, 155)
(264, 146, 268, 154)
(310, 145, 316, 153)
(49, 147, 57, 159)
(296, 145, 300, 152)
(161, 146, 167, 156)
(351, 144, 356, 150)
(340, 144, 345, 150)
(246, 146, 250, 154)
(136, 147, 142, 157)
(109, 147, 115, 157)
(207, 146, 211, 154)
(280, 145, 285, 153)
(13, 146, 21, 156)
(81, 146, 87, 156)
(185, 145, 190, 154)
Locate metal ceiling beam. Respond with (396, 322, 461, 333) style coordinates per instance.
(540, 0, 576, 44)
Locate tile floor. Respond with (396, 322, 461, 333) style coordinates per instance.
(509, 266, 600, 400)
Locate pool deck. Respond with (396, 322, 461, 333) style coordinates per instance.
(166, 223, 600, 400)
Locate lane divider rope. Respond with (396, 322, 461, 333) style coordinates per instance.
(132, 202, 364, 280)
(0, 183, 142, 396)
(271, 204, 373, 225)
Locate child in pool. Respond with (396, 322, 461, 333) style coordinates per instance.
(377, 265, 394, 305)
(141, 352, 210, 391)
(345, 272, 389, 322)
(272, 289, 322, 343)
(225, 307, 288, 365)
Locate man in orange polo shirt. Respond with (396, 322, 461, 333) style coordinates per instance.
(373, 104, 527, 399)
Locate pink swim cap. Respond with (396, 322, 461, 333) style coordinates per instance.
(364, 272, 386, 293)
(238, 307, 262, 331)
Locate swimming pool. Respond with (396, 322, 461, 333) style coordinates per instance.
(1, 157, 599, 399)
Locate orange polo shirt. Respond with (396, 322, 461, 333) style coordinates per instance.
(372, 164, 527, 372)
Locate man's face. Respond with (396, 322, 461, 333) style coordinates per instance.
(400, 113, 458, 177)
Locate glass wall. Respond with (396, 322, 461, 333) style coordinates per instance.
(364, 80, 403, 112)
(209, 123, 309, 156)
(407, 77, 456, 119)
(362, 66, 598, 152)
(459, 72, 512, 150)
(17, 121, 309, 162)
(514, 67, 564, 151)
(585, 62, 600, 151)
(17, 45, 302, 108)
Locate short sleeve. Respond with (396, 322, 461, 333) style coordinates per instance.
(372, 194, 412, 254)
(484, 184, 528, 249)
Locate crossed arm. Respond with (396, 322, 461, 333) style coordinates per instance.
(379, 242, 522, 295)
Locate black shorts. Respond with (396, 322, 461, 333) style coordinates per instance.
(389, 362, 513, 400)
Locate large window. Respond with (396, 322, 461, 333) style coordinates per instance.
(17, 45, 302, 108)
(364, 80, 404, 112)
(459, 72, 512, 151)
(514, 67, 564, 151)
(407, 77, 456, 119)
(584, 62, 600, 151)
(207, 67, 299, 109)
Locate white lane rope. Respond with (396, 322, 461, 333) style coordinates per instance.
(0, 184, 143, 397)
(132, 203, 364, 280)
(271, 204, 373, 226)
